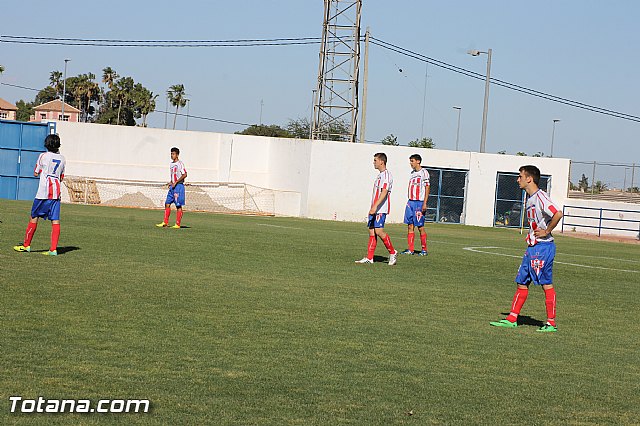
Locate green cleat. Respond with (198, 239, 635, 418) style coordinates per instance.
(489, 319, 517, 328)
(156, 222, 168, 228)
(537, 323, 558, 333)
(13, 245, 31, 252)
(42, 250, 58, 256)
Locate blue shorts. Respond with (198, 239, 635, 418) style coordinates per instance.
(367, 213, 387, 229)
(404, 200, 426, 227)
(515, 242, 556, 285)
(165, 183, 185, 207)
(31, 199, 61, 221)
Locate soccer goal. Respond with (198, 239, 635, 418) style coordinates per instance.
(62, 176, 276, 216)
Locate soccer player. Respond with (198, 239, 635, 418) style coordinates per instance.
(490, 165, 563, 332)
(401, 154, 430, 256)
(156, 147, 187, 229)
(355, 152, 399, 266)
(13, 134, 66, 256)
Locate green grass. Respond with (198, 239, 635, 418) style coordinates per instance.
(1, 199, 639, 425)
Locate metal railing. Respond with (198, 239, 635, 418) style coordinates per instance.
(561, 204, 640, 239)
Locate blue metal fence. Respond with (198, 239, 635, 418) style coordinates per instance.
(561, 205, 640, 239)
(0, 120, 55, 200)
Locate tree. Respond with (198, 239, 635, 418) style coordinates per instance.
(592, 180, 608, 194)
(312, 119, 351, 141)
(408, 137, 435, 148)
(114, 77, 135, 125)
(102, 67, 119, 109)
(133, 84, 157, 127)
(167, 84, 187, 130)
(34, 86, 58, 105)
(49, 71, 63, 97)
(15, 100, 34, 121)
(569, 181, 578, 191)
(578, 174, 589, 192)
(236, 124, 292, 138)
(533, 152, 544, 157)
(285, 117, 311, 139)
(516, 152, 527, 156)
(497, 150, 507, 155)
(381, 134, 399, 146)
(0, 65, 4, 74)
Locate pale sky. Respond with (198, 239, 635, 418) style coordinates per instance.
(1, 1, 638, 186)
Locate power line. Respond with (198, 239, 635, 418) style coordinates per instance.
(370, 37, 640, 123)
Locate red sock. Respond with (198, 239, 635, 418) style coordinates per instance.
(163, 207, 171, 224)
(50, 223, 60, 252)
(367, 236, 377, 259)
(24, 222, 38, 246)
(382, 234, 395, 254)
(420, 233, 427, 251)
(506, 287, 528, 322)
(544, 287, 557, 326)
(407, 233, 415, 252)
(176, 209, 183, 226)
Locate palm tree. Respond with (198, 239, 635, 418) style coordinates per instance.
(114, 77, 134, 125)
(0, 65, 5, 74)
(102, 67, 119, 110)
(133, 85, 157, 127)
(49, 70, 63, 97)
(167, 84, 187, 130)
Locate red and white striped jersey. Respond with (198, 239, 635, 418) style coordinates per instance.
(34, 151, 66, 200)
(170, 160, 187, 184)
(525, 189, 560, 246)
(371, 170, 393, 214)
(407, 168, 430, 201)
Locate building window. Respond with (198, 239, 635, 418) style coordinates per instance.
(423, 167, 468, 224)
(494, 172, 550, 228)
(0, 112, 7, 119)
(58, 115, 70, 122)
(40, 113, 47, 119)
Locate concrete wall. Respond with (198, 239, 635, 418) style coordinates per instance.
(55, 121, 575, 229)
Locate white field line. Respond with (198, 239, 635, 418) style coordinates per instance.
(463, 246, 639, 274)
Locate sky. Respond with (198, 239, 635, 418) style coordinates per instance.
(1, 1, 639, 187)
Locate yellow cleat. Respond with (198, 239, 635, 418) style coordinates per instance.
(171, 224, 181, 229)
(156, 222, 168, 228)
(13, 245, 31, 252)
(42, 250, 58, 256)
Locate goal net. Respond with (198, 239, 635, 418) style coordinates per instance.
(62, 176, 276, 216)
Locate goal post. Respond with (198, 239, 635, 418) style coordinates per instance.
(62, 176, 276, 216)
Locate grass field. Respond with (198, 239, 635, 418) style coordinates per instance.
(1, 199, 639, 425)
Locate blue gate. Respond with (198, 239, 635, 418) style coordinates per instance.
(0, 120, 56, 200)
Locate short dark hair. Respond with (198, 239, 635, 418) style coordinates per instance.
(409, 154, 422, 163)
(171, 147, 180, 155)
(519, 165, 541, 185)
(374, 152, 387, 164)
(44, 134, 61, 153)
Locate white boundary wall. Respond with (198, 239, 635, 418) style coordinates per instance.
(56, 122, 572, 227)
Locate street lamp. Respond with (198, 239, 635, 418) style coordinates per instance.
(61, 59, 70, 120)
(468, 49, 492, 153)
(550, 119, 560, 157)
(185, 99, 190, 130)
(453, 106, 462, 151)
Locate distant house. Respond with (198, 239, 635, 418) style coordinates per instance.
(30, 99, 80, 123)
(0, 97, 18, 120)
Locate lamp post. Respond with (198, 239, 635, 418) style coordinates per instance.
(453, 106, 462, 151)
(185, 99, 190, 130)
(550, 119, 560, 157)
(468, 49, 492, 153)
(623, 167, 629, 193)
(61, 59, 70, 120)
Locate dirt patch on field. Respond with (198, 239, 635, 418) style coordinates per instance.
(560, 231, 640, 245)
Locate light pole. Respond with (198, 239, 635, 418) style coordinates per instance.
(185, 99, 190, 130)
(61, 59, 70, 120)
(623, 168, 629, 192)
(453, 106, 462, 151)
(550, 119, 560, 157)
(468, 49, 492, 153)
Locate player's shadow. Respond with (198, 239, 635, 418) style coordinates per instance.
(177, 225, 191, 229)
(56, 246, 81, 255)
(500, 312, 545, 327)
(373, 255, 390, 262)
